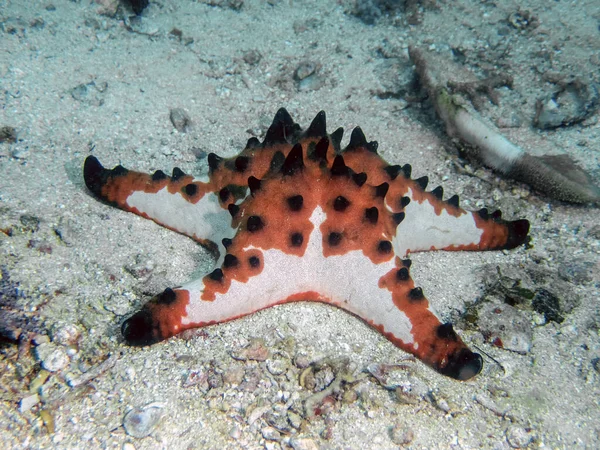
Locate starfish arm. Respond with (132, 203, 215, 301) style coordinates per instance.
(83, 156, 235, 251)
(393, 186, 529, 256)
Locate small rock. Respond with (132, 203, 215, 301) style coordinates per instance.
(506, 426, 534, 448)
(34, 343, 70, 372)
(231, 337, 270, 361)
(266, 357, 288, 375)
(242, 49, 261, 65)
(289, 437, 319, 450)
(294, 62, 317, 81)
(169, 108, 191, 132)
(261, 426, 281, 441)
(229, 424, 241, 440)
(52, 324, 81, 346)
(0, 126, 17, 143)
(293, 353, 311, 369)
(287, 410, 303, 429)
(182, 368, 208, 389)
(532, 289, 564, 323)
(19, 394, 40, 412)
(534, 81, 599, 130)
(123, 403, 164, 438)
(390, 423, 415, 446)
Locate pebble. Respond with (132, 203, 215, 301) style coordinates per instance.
(287, 411, 302, 429)
(390, 423, 415, 446)
(506, 426, 534, 448)
(261, 426, 281, 441)
(534, 80, 599, 129)
(122, 403, 165, 438)
(34, 343, 70, 372)
(231, 338, 270, 361)
(19, 394, 40, 412)
(52, 324, 81, 346)
(294, 62, 317, 81)
(229, 425, 241, 440)
(289, 437, 319, 450)
(169, 108, 192, 132)
(266, 357, 288, 376)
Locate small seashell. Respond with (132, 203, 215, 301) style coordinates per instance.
(122, 402, 165, 438)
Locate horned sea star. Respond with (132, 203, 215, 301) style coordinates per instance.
(83, 109, 529, 380)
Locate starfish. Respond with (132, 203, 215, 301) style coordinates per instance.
(83, 109, 529, 380)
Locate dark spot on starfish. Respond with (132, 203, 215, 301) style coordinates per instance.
(402, 259, 412, 268)
(228, 203, 240, 218)
(287, 195, 303, 211)
(305, 110, 327, 137)
(223, 254, 239, 268)
(377, 240, 392, 254)
(219, 187, 230, 203)
(447, 195, 460, 208)
(245, 136, 261, 149)
(248, 255, 260, 268)
(313, 136, 329, 162)
(152, 170, 167, 181)
(157, 288, 177, 305)
(364, 207, 378, 224)
(408, 287, 424, 302)
(392, 212, 405, 225)
(184, 183, 197, 196)
(248, 176, 261, 196)
(437, 348, 483, 381)
(396, 267, 409, 281)
(491, 209, 502, 220)
(436, 323, 458, 341)
(122, 309, 158, 346)
(333, 196, 350, 211)
(269, 151, 285, 173)
(353, 172, 367, 187)
(328, 232, 342, 246)
(330, 127, 344, 151)
(401, 164, 412, 178)
(264, 108, 297, 145)
(281, 143, 304, 176)
(290, 232, 303, 247)
(235, 156, 250, 172)
(208, 153, 223, 172)
(374, 182, 389, 198)
(209, 268, 224, 282)
(172, 167, 186, 180)
(330, 155, 349, 177)
(399, 196, 411, 208)
(384, 165, 402, 180)
(222, 238, 232, 249)
(415, 176, 429, 190)
(431, 186, 443, 199)
(503, 219, 530, 249)
(247, 216, 264, 232)
(477, 208, 489, 220)
(113, 165, 128, 176)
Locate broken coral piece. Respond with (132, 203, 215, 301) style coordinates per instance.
(409, 46, 600, 204)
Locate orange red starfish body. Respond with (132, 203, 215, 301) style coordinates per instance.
(84, 109, 529, 380)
